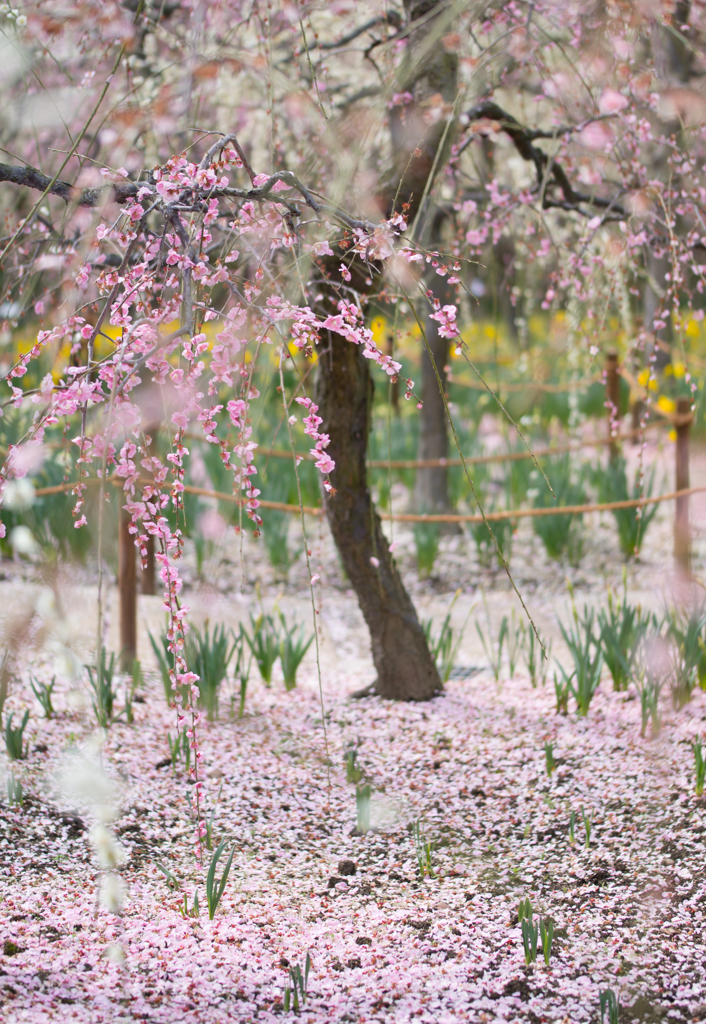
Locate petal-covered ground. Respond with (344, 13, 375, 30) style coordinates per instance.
(2, 439, 706, 1022)
(2, 650, 705, 1023)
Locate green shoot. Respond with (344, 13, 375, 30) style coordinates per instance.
(181, 890, 200, 919)
(356, 784, 371, 833)
(422, 591, 471, 683)
(278, 611, 314, 691)
(7, 775, 23, 805)
(4, 709, 29, 760)
(540, 917, 554, 966)
(168, 728, 191, 771)
(344, 746, 362, 784)
(413, 819, 435, 879)
(155, 859, 179, 891)
(206, 840, 235, 920)
(581, 805, 591, 849)
(283, 953, 311, 1012)
(544, 740, 556, 777)
(554, 671, 570, 715)
(599, 988, 620, 1024)
(244, 613, 280, 686)
(86, 646, 119, 728)
(30, 676, 56, 719)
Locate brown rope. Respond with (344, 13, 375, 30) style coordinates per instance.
(261, 423, 661, 470)
(32, 477, 706, 524)
(448, 372, 602, 394)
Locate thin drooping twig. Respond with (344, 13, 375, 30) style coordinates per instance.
(278, 356, 331, 798)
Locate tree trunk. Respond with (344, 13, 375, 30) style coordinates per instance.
(312, 0, 457, 701)
(315, 332, 441, 701)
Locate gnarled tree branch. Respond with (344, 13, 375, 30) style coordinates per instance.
(465, 100, 628, 219)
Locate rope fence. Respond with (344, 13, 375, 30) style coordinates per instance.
(32, 478, 706, 524)
(21, 350, 699, 658)
(259, 424, 662, 470)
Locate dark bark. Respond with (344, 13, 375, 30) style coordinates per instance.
(0, 162, 139, 207)
(315, 330, 441, 701)
(311, 0, 463, 700)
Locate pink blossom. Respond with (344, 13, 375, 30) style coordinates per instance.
(598, 89, 628, 115)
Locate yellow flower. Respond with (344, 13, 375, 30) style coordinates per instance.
(657, 395, 676, 414)
(668, 428, 677, 442)
(369, 317, 387, 346)
(673, 361, 685, 378)
(637, 369, 650, 387)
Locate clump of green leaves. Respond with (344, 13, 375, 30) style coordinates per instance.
(599, 456, 659, 558)
(149, 627, 180, 706)
(554, 671, 570, 715)
(344, 745, 362, 784)
(186, 622, 237, 720)
(544, 741, 556, 777)
(86, 647, 119, 728)
(470, 515, 513, 569)
(422, 591, 471, 683)
(665, 601, 706, 710)
(30, 676, 56, 719)
(518, 898, 553, 966)
(283, 953, 311, 1013)
(557, 593, 603, 715)
(476, 597, 508, 682)
(635, 663, 663, 739)
(5, 710, 29, 760)
(278, 611, 314, 691)
(244, 612, 280, 686)
(581, 805, 592, 849)
(525, 628, 551, 687)
(414, 521, 440, 579)
(532, 456, 587, 563)
(597, 574, 649, 691)
(168, 728, 191, 772)
(413, 819, 435, 879)
(599, 988, 620, 1024)
(206, 839, 235, 920)
(518, 898, 539, 964)
(232, 624, 252, 719)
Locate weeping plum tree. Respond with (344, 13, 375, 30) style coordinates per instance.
(1, 0, 705, 738)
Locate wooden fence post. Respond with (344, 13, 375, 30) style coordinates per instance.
(386, 333, 399, 413)
(605, 351, 620, 460)
(141, 534, 156, 595)
(674, 396, 693, 570)
(140, 421, 159, 595)
(118, 505, 137, 669)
